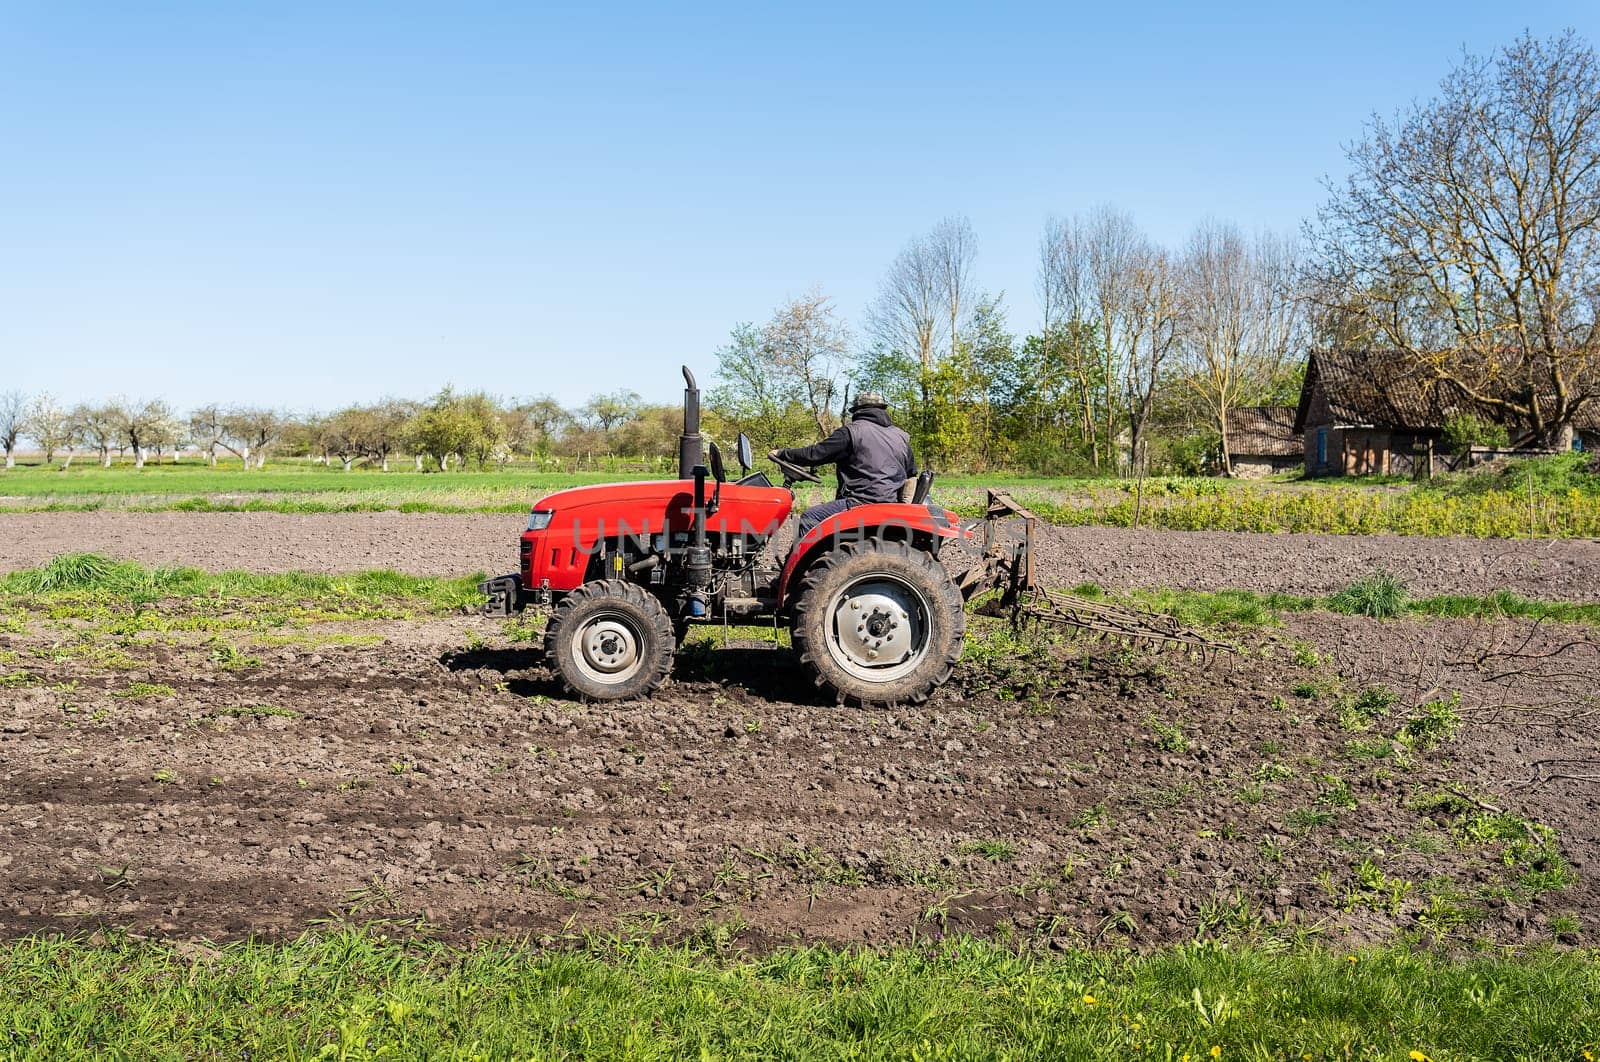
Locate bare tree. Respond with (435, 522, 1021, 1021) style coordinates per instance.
(0, 391, 28, 469)
(760, 289, 850, 437)
(1037, 208, 1148, 468)
(189, 406, 228, 467)
(1123, 246, 1184, 473)
(1178, 222, 1304, 475)
(866, 216, 978, 422)
(1312, 30, 1600, 445)
(931, 216, 976, 362)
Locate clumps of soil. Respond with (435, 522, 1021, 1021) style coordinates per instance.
(0, 603, 1595, 953)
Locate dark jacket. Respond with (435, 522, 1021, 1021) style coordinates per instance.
(775, 408, 916, 504)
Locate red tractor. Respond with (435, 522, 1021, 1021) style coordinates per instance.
(481, 367, 974, 705)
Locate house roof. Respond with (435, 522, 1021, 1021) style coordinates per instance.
(1226, 406, 1302, 457)
(1295, 349, 1600, 435)
(1294, 349, 1456, 433)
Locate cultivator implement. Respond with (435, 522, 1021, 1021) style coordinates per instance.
(958, 491, 1231, 655)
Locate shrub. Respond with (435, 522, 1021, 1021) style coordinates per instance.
(1328, 571, 1410, 619)
(1442, 413, 1510, 456)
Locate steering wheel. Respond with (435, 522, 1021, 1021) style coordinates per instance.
(773, 456, 822, 484)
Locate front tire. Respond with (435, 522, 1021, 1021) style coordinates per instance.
(791, 538, 965, 706)
(544, 581, 675, 700)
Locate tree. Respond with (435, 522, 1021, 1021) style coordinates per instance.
(1123, 246, 1184, 473)
(189, 406, 227, 467)
(760, 289, 850, 438)
(75, 403, 123, 467)
(1036, 218, 1108, 464)
(322, 407, 372, 471)
(117, 399, 179, 468)
(866, 218, 977, 430)
(363, 399, 415, 471)
(407, 388, 493, 471)
(1312, 30, 1600, 445)
(0, 391, 25, 469)
(220, 408, 284, 469)
(23, 394, 75, 466)
(1178, 223, 1303, 475)
(501, 396, 567, 462)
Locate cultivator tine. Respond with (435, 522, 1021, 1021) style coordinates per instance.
(963, 488, 1230, 657)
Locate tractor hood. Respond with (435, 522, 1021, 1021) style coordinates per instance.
(528, 479, 794, 538)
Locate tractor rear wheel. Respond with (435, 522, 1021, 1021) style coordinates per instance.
(544, 581, 675, 700)
(791, 538, 965, 706)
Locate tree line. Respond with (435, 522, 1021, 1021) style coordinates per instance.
(0, 388, 697, 472)
(4, 31, 1596, 476)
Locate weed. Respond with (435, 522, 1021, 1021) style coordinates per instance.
(1143, 713, 1188, 754)
(213, 705, 299, 721)
(207, 638, 260, 670)
(1336, 685, 1398, 732)
(1397, 694, 1462, 753)
(113, 682, 175, 699)
(1069, 804, 1106, 832)
(958, 838, 1018, 864)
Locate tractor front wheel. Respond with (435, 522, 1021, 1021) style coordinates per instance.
(791, 538, 965, 706)
(544, 581, 675, 700)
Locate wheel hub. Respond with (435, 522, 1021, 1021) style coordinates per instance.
(829, 580, 924, 677)
(578, 617, 641, 679)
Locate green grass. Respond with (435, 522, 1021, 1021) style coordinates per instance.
(7, 457, 1600, 536)
(0, 554, 482, 614)
(1328, 570, 1410, 619)
(3, 931, 1596, 1059)
(1095, 580, 1600, 630)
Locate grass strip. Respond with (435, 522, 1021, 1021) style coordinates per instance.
(1, 931, 1594, 1059)
(1072, 582, 1600, 629)
(0, 554, 483, 613)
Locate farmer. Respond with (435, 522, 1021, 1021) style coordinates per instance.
(768, 391, 917, 537)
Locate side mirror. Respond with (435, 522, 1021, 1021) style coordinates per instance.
(736, 433, 753, 473)
(708, 441, 726, 483)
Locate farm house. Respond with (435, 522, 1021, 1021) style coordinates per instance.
(1223, 406, 1302, 476)
(1294, 349, 1600, 477)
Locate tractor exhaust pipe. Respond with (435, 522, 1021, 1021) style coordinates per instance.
(677, 366, 702, 480)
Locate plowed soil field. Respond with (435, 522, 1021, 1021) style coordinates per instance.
(4, 596, 1598, 950)
(3, 510, 1600, 599)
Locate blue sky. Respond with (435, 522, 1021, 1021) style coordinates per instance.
(3, 1, 1597, 411)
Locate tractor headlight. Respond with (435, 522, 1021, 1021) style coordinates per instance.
(527, 509, 554, 532)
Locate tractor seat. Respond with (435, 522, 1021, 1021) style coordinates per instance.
(900, 471, 935, 504)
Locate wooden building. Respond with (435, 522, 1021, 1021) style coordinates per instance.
(1224, 406, 1302, 477)
(1295, 349, 1600, 476)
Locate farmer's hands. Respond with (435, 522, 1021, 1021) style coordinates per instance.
(768, 449, 781, 461)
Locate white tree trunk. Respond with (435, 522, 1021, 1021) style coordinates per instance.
(381, 457, 389, 472)
(134, 447, 145, 469)
(209, 449, 217, 468)
(254, 453, 266, 469)
(101, 451, 112, 468)
(3, 452, 13, 469)
(414, 454, 423, 471)
(62, 453, 74, 470)
(341, 456, 353, 472)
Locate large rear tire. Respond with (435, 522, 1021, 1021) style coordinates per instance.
(791, 538, 965, 706)
(544, 581, 675, 701)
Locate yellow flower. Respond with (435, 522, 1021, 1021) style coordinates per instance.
(1082, 994, 1096, 1005)
(1210, 1048, 1222, 1059)
(1409, 1053, 1431, 1062)
(1346, 954, 1358, 963)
